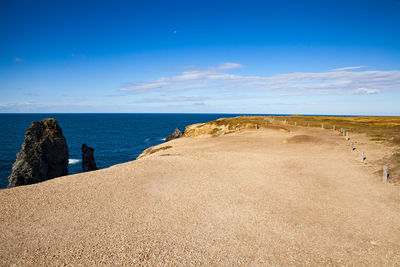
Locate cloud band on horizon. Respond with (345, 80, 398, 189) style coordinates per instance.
(121, 63, 400, 97)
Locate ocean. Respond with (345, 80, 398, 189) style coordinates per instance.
(0, 113, 265, 189)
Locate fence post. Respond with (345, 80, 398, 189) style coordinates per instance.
(383, 166, 388, 182)
(350, 141, 354, 151)
(333, 125, 336, 131)
(321, 123, 324, 129)
(255, 124, 259, 129)
(346, 132, 349, 140)
(360, 151, 365, 162)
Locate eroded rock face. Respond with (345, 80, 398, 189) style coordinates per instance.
(8, 118, 69, 188)
(82, 144, 98, 172)
(166, 128, 183, 141)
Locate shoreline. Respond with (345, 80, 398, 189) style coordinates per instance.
(1, 115, 399, 189)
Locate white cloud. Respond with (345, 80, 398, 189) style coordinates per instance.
(121, 64, 400, 96)
(132, 96, 210, 103)
(332, 66, 367, 71)
(351, 88, 380, 95)
(218, 62, 242, 70)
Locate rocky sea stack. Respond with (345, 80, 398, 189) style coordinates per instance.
(82, 144, 98, 172)
(166, 128, 183, 141)
(8, 118, 69, 188)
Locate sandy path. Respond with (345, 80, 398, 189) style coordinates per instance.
(1, 126, 399, 266)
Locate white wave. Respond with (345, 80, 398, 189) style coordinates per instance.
(68, 159, 81, 165)
(161, 138, 166, 141)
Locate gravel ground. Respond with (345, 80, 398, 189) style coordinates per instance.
(1, 126, 399, 266)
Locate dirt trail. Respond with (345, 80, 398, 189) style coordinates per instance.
(1, 126, 399, 265)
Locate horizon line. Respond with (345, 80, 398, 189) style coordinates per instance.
(0, 112, 398, 117)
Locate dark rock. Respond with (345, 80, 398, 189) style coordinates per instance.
(82, 144, 98, 172)
(166, 128, 183, 141)
(8, 118, 69, 188)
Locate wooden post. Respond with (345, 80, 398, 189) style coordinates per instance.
(294, 122, 297, 126)
(383, 166, 388, 182)
(340, 128, 343, 133)
(343, 130, 346, 137)
(360, 151, 365, 162)
(333, 125, 336, 131)
(255, 124, 259, 129)
(350, 141, 354, 151)
(307, 122, 309, 127)
(345, 132, 349, 140)
(321, 123, 324, 129)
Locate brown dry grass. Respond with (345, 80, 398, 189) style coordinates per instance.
(137, 145, 172, 159)
(205, 115, 400, 143)
(184, 116, 289, 137)
(274, 115, 400, 182)
(276, 115, 400, 143)
(186, 115, 400, 182)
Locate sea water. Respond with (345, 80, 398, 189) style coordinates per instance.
(0, 113, 266, 189)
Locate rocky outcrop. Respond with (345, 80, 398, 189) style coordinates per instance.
(8, 118, 69, 188)
(183, 116, 290, 137)
(166, 128, 183, 141)
(82, 144, 98, 172)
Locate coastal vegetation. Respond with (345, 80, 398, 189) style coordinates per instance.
(276, 115, 400, 182)
(191, 116, 400, 140)
(186, 115, 400, 142)
(137, 145, 173, 159)
(277, 115, 400, 143)
(184, 115, 400, 182)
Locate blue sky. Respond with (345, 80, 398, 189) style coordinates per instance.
(0, 0, 399, 114)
